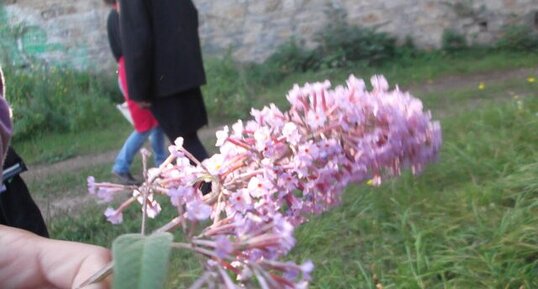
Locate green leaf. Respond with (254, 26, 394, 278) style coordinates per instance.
(112, 232, 173, 289)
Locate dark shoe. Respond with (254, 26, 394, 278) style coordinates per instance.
(112, 171, 141, 185)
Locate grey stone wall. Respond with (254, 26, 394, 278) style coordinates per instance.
(1, 0, 108, 69)
(197, 0, 538, 62)
(1, 0, 537, 70)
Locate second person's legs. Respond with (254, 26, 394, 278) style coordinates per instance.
(149, 126, 167, 167)
(113, 130, 150, 175)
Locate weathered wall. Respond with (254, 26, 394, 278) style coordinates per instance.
(198, 0, 538, 61)
(1, 0, 537, 70)
(1, 0, 107, 69)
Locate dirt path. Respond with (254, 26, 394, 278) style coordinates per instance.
(404, 67, 537, 93)
(27, 67, 538, 219)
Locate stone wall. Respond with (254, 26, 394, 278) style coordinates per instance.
(1, 0, 107, 69)
(197, 0, 538, 62)
(1, 0, 537, 70)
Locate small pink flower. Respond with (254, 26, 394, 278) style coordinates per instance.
(87, 176, 97, 195)
(282, 122, 301, 145)
(300, 260, 314, 280)
(272, 215, 295, 251)
(96, 187, 120, 202)
(253, 126, 271, 152)
(346, 75, 366, 93)
(282, 260, 314, 281)
(214, 236, 234, 259)
(305, 109, 327, 129)
(168, 145, 184, 158)
(276, 172, 299, 194)
(215, 125, 229, 147)
(247, 176, 273, 198)
(174, 137, 184, 148)
(167, 186, 195, 207)
(187, 199, 212, 221)
(231, 120, 245, 138)
(371, 74, 389, 92)
(229, 189, 253, 213)
(104, 207, 123, 224)
(143, 199, 162, 219)
(286, 84, 302, 107)
(203, 153, 226, 175)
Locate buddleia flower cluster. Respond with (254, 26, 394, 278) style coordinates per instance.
(88, 75, 441, 288)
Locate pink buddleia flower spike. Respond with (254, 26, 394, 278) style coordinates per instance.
(86, 74, 441, 289)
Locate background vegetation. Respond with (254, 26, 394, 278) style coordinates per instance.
(3, 19, 538, 289)
(6, 19, 538, 144)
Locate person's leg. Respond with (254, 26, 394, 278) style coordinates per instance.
(149, 126, 167, 167)
(150, 88, 209, 163)
(112, 130, 150, 174)
(149, 88, 208, 143)
(182, 131, 209, 162)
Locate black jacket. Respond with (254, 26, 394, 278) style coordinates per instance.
(107, 9, 122, 62)
(119, 0, 206, 102)
(0, 147, 48, 237)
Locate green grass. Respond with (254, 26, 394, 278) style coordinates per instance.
(13, 112, 131, 164)
(26, 163, 112, 199)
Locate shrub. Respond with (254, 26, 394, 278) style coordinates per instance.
(4, 64, 117, 140)
(246, 40, 320, 87)
(496, 24, 538, 51)
(315, 22, 397, 68)
(203, 55, 251, 121)
(250, 22, 402, 83)
(441, 29, 468, 53)
(266, 41, 318, 74)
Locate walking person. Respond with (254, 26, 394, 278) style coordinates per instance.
(105, 0, 167, 185)
(118, 0, 210, 163)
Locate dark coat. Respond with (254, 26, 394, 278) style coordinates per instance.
(0, 147, 49, 237)
(119, 0, 207, 102)
(106, 9, 122, 62)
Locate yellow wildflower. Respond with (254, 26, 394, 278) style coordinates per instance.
(478, 82, 486, 90)
(527, 76, 536, 83)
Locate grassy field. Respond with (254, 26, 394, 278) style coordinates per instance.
(16, 50, 538, 288)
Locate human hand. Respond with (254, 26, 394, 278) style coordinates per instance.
(0, 225, 111, 289)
